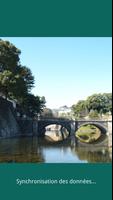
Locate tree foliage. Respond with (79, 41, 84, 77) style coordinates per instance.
(0, 39, 20, 72)
(88, 110, 99, 119)
(0, 39, 46, 117)
(72, 100, 87, 119)
(72, 93, 112, 119)
(0, 39, 34, 100)
(86, 93, 112, 114)
(21, 94, 46, 118)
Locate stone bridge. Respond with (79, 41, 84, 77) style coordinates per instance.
(16, 118, 112, 146)
(37, 118, 111, 136)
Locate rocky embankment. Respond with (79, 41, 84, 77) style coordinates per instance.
(0, 97, 20, 138)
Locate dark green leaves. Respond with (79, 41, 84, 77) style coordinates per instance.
(0, 39, 46, 117)
(72, 93, 112, 119)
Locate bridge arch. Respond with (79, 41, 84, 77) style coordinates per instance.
(38, 120, 71, 137)
(76, 122, 107, 134)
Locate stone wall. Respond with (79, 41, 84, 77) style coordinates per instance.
(18, 119, 38, 136)
(0, 97, 20, 138)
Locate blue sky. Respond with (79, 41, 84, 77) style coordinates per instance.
(1, 37, 112, 108)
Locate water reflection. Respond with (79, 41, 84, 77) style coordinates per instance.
(71, 146, 112, 163)
(0, 137, 45, 163)
(45, 124, 69, 141)
(0, 135, 112, 163)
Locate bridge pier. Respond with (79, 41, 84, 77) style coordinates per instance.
(107, 120, 112, 147)
(32, 120, 38, 136)
(70, 121, 78, 147)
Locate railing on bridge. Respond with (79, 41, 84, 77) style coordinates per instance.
(38, 117, 72, 121)
(38, 117, 112, 123)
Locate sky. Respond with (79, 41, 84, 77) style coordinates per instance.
(1, 37, 112, 109)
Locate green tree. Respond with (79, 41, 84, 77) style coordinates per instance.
(0, 39, 20, 72)
(22, 94, 46, 118)
(72, 100, 87, 119)
(102, 93, 112, 114)
(0, 39, 46, 118)
(10, 65, 34, 102)
(71, 93, 112, 119)
(86, 93, 112, 114)
(0, 39, 34, 101)
(88, 110, 99, 119)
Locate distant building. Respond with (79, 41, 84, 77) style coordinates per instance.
(57, 105, 72, 118)
(52, 109, 59, 117)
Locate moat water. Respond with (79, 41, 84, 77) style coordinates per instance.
(0, 131, 112, 163)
